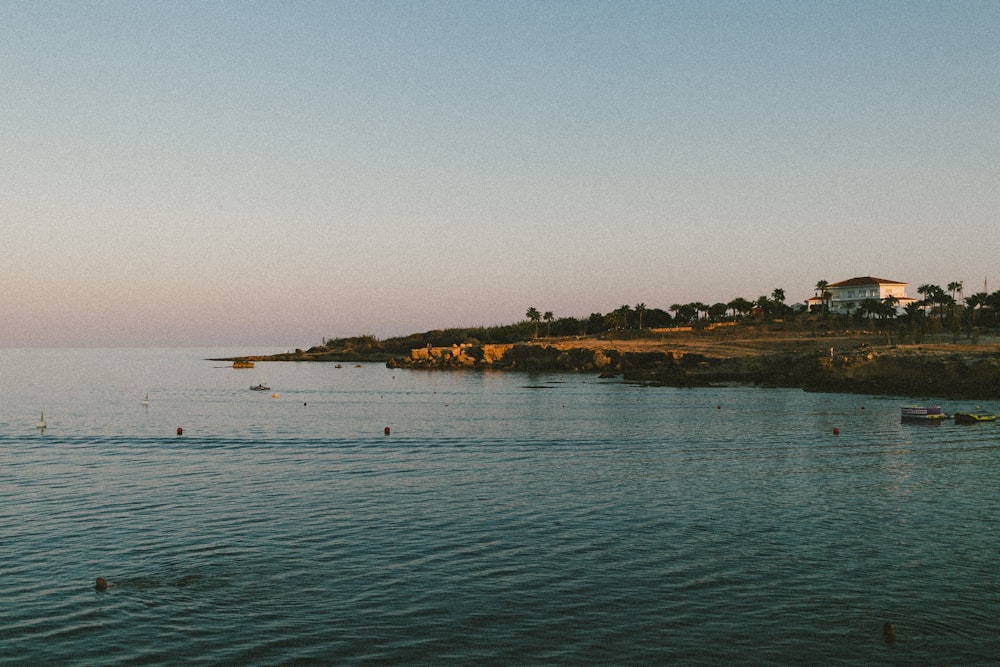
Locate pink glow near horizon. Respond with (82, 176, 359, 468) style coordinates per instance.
(3, 4, 998, 347)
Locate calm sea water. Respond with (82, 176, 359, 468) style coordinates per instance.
(3, 348, 1000, 665)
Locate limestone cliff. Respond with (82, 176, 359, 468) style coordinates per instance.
(387, 343, 1000, 399)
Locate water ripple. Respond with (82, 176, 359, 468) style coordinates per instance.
(4, 354, 1000, 664)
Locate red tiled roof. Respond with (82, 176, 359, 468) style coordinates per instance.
(827, 276, 907, 288)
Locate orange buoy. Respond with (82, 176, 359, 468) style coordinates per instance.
(384, 426, 390, 436)
(833, 427, 840, 435)
(177, 427, 183, 436)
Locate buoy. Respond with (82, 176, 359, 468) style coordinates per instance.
(271, 393, 278, 398)
(717, 405, 721, 410)
(833, 427, 840, 435)
(95, 577, 108, 591)
(35, 411, 46, 429)
(177, 427, 183, 436)
(384, 426, 390, 436)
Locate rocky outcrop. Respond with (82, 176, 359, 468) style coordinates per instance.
(387, 343, 1000, 399)
(388, 343, 716, 375)
(388, 344, 618, 371)
(628, 346, 1000, 399)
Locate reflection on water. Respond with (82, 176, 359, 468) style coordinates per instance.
(2, 349, 1000, 665)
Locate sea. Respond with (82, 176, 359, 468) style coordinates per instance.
(3, 348, 1000, 665)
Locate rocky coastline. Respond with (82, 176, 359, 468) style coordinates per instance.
(383, 340, 1000, 400)
(219, 331, 1000, 400)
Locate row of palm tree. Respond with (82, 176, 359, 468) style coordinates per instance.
(524, 307, 555, 338)
(525, 289, 796, 337)
(322, 279, 1000, 353)
(526, 280, 1000, 338)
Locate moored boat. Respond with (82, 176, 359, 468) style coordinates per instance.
(233, 360, 255, 369)
(250, 384, 270, 391)
(901, 405, 947, 421)
(954, 409, 997, 424)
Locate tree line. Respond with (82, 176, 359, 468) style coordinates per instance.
(316, 281, 1000, 354)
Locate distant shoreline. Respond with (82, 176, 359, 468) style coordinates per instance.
(216, 328, 1000, 401)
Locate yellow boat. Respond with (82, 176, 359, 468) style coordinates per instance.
(232, 360, 255, 369)
(954, 409, 997, 424)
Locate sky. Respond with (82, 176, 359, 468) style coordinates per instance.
(2, 1, 998, 347)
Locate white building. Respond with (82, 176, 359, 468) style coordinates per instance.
(807, 276, 915, 314)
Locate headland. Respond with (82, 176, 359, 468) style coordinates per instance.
(217, 325, 1000, 400)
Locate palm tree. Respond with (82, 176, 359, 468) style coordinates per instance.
(756, 295, 771, 319)
(880, 295, 900, 344)
(543, 311, 554, 337)
(965, 292, 987, 326)
(728, 297, 753, 319)
(771, 288, 786, 317)
(525, 307, 541, 338)
(857, 298, 878, 320)
(673, 304, 697, 324)
(815, 280, 830, 313)
(635, 303, 647, 330)
(917, 284, 934, 316)
(604, 310, 625, 337)
(619, 304, 633, 330)
(882, 294, 899, 318)
(947, 281, 963, 325)
(948, 281, 963, 302)
(902, 301, 926, 343)
(988, 291, 1000, 328)
(924, 284, 947, 318)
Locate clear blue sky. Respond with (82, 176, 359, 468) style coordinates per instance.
(3, 1, 998, 346)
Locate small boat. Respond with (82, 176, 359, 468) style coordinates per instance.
(901, 405, 947, 421)
(35, 411, 46, 429)
(250, 384, 271, 391)
(142, 393, 149, 407)
(233, 360, 255, 369)
(954, 408, 997, 424)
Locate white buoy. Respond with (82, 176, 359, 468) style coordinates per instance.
(142, 393, 149, 407)
(35, 411, 46, 429)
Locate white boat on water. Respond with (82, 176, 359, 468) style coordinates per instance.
(901, 405, 947, 421)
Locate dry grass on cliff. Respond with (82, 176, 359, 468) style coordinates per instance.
(540, 327, 1000, 360)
